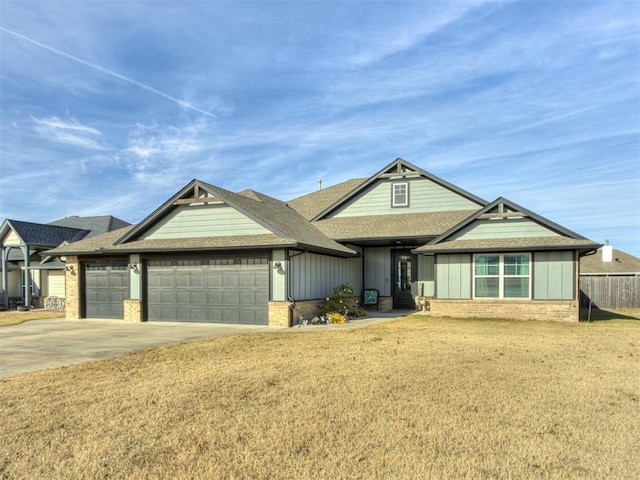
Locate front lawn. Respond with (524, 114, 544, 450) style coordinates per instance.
(1, 316, 638, 479)
(0, 310, 64, 327)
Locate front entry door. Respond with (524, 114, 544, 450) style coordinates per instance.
(392, 250, 414, 309)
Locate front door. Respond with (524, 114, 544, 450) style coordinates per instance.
(392, 250, 414, 309)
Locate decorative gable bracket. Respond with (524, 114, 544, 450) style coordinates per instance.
(477, 201, 528, 219)
(172, 185, 222, 205)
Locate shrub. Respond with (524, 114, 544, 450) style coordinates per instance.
(318, 283, 364, 319)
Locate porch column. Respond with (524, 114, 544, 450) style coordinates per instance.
(21, 245, 31, 308)
(1, 247, 8, 307)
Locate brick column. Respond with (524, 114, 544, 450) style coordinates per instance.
(124, 299, 143, 322)
(268, 301, 291, 327)
(65, 256, 80, 319)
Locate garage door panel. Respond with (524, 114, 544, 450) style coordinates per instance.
(207, 273, 223, 287)
(207, 291, 222, 304)
(222, 291, 238, 306)
(84, 262, 129, 319)
(223, 273, 238, 288)
(147, 256, 268, 324)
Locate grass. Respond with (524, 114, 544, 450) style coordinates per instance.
(0, 309, 64, 327)
(1, 315, 639, 479)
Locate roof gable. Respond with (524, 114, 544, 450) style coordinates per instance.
(110, 180, 357, 257)
(414, 197, 600, 254)
(311, 158, 486, 221)
(1, 219, 90, 248)
(117, 181, 287, 244)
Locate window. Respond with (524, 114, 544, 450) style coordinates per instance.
(392, 182, 409, 207)
(474, 254, 530, 299)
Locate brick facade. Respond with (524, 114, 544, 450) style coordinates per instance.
(124, 299, 143, 322)
(428, 299, 579, 322)
(268, 301, 291, 327)
(65, 256, 80, 320)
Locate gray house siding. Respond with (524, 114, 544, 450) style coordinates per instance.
(415, 255, 435, 297)
(331, 178, 480, 218)
(435, 254, 472, 299)
(290, 251, 362, 301)
(364, 247, 391, 296)
(143, 204, 271, 240)
(533, 251, 575, 300)
(451, 218, 560, 240)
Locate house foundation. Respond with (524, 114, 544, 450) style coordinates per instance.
(428, 299, 579, 322)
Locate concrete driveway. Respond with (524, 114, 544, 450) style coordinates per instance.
(0, 318, 280, 379)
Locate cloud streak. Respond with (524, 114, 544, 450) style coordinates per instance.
(32, 115, 107, 150)
(0, 26, 217, 118)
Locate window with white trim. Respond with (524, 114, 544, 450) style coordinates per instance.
(473, 253, 530, 299)
(392, 182, 408, 207)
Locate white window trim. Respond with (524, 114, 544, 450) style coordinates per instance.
(472, 253, 531, 299)
(392, 182, 409, 207)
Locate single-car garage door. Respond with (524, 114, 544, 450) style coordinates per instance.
(84, 261, 129, 318)
(146, 256, 269, 324)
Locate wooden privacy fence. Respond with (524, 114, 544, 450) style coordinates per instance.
(579, 275, 640, 309)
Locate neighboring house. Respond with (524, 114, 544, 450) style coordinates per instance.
(47, 158, 600, 325)
(579, 247, 640, 309)
(0, 216, 130, 309)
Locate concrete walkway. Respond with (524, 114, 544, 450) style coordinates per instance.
(0, 313, 406, 379)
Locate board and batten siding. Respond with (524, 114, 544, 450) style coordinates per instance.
(364, 247, 391, 296)
(451, 218, 559, 240)
(331, 178, 480, 218)
(533, 251, 575, 300)
(416, 255, 435, 297)
(290, 252, 362, 301)
(435, 254, 471, 299)
(142, 204, 271, 240)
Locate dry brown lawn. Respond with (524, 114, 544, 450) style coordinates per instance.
(0, 310, 64, 327)
(1, 315, 639, 479)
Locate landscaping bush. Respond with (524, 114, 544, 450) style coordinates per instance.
(317, 283, 365, 319)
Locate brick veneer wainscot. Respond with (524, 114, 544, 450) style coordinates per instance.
(65, 255, 80, 320)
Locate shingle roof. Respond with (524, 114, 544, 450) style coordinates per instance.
(287, 178, 367, 220)
(48, 215, 130, 237)
(4, 219, 89, 247)
(414, 236, 600, 253)
(48, 183, 358, 257)
(314, 210, 478, 241)
(580, 248, 640, 274)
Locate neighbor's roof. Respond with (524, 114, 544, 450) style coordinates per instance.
(414, 236, 600, 254)
(314, 210, 478, 242)
(287, 178, 368, 220)
(2, 219, 89, 248)
(48, 215, 130, 237)
(580, 248, 640, 274)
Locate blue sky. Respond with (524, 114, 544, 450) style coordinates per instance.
(1, 0, 639, 255)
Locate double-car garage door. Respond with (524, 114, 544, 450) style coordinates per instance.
(146, 256, 269, 324)
(83, 256, 269, 324)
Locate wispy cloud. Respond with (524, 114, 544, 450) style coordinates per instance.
(0, 26, 217, 118)
(31, 115, 107, 150)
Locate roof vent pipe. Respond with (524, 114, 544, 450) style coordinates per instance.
(317, 179, 322, 191)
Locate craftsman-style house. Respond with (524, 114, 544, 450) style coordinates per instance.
(47, 159, 600, 325)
